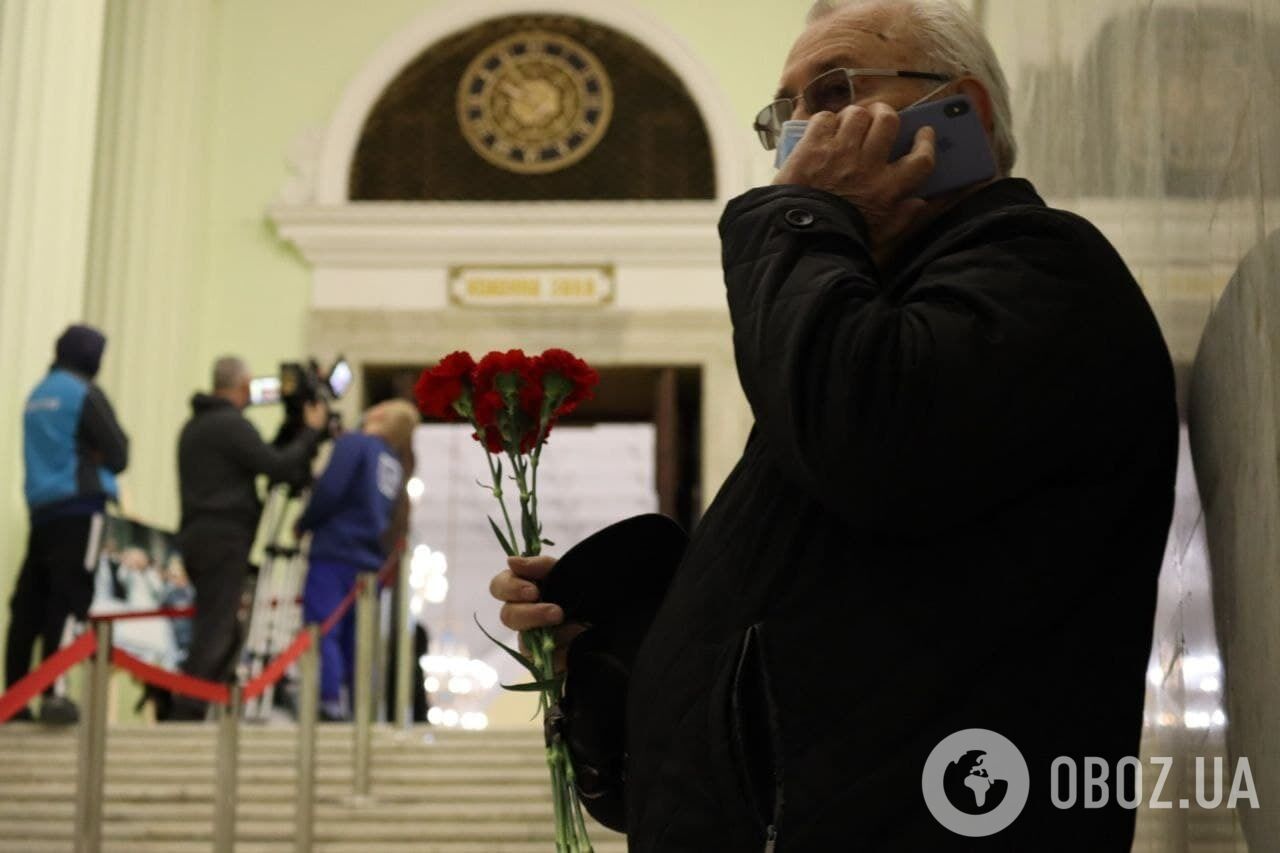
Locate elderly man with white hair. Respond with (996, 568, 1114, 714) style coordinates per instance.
(491, 1, 1177, 848)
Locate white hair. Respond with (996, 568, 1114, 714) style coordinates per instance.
(808, 0, 1017, 175)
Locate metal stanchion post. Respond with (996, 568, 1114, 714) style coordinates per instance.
(373, 586, 386, 724)
(75, 620, 111, 853)
(353, 572, 377, 799)
(394, 550, 411, 728)
(213, 684, 241, 852)
(296, 625, 320, 853)
(75, 640, 94, 852)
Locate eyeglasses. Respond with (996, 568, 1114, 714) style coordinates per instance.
(753, 68, 953, 150)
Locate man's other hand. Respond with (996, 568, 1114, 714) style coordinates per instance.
(489, 555, 583, 673)
(775, 102, 937, 252)
(303, 400, 328, 431)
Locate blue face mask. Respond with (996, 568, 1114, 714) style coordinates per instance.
(773, 81, 954, 169)
(774, 120, 809, 169)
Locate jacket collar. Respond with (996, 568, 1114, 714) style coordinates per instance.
(882, 178, 1046, 282)
(190, 392, 237, 414)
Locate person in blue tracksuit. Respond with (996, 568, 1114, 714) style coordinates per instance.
(6, 325, 129, 723)
(297, 399, 417, 721)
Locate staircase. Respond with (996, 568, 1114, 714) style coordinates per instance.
(0, 722, 627, 852)
(0, 723, 1251, 851)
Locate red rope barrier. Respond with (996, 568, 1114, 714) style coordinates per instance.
(0, 546, 407, 715)
(318, 581, 361, 637)
(0, 630, 98, 723)
(89, 606, 195, 623)
(111, 649, 230, 704)
(242, 631, 312, 702)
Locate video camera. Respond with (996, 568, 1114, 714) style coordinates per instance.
(249, 356, 352, 448)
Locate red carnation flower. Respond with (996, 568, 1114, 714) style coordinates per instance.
(471, 389, 506, 453)
(474, 349, 532, 395)
(535, 348, 599, 417)
(473, 349, 543, 453)
(415, 351, 476, 420)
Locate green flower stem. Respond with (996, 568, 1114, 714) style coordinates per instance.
(508, 451, 538, 557)
(562, 751, 594, 852)
(548, 744, 569, 852)
(483, 443, 520, 555)
(525, 628, 569, 850)
(529, 444, 543, 538)
(538, 642, 572, 852)
(474, 398, 591, 852)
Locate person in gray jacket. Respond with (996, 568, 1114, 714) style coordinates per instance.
(169, 356, 326, 720)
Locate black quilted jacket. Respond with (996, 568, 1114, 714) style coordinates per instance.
(619, 179, 1178, 852)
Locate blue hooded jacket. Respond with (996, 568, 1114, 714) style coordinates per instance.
(297, 432, 403, 571)
(24, 325, 130, 523)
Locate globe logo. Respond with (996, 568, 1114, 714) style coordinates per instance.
(943, 750, 1009, 814)
(922, 729, 1030, 837)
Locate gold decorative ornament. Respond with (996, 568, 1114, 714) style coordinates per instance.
(456, 30, 613, 175)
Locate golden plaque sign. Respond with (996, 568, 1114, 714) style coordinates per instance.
(456, 31, 613, 175)
(450, 267, 613, 306)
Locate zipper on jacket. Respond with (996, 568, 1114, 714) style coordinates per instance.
(734, 622, 784, 852)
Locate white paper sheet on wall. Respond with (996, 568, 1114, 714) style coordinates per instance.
(408, 423, 658, 719)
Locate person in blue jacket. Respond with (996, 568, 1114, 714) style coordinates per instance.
(297, 399, 417, 721)
(6, 325, 129, 723)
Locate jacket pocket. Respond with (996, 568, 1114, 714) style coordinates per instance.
(727, 622, 784, 849)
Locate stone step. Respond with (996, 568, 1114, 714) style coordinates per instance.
(0, 723, 623, 850)
(5, 758, 555, 778)
(0, 800, 568, 821)
(0, 722, 538, 742)
(0, 749, 550, 767)
(16, 842, 627, 853)
(0, 781, 554, 802)
(0, 819, 624, 843)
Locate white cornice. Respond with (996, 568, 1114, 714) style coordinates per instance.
(269, 201, 723, 267)
(273, 194, 1270, 271)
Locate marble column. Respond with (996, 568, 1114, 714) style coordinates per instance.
(84, 0, 215, 529)
(0, 0, 107, 638)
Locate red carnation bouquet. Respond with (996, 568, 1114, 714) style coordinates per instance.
(415, 348, 599, 852)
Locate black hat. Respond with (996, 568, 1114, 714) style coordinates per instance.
(540, 513, 687, 624)
(54, 324, 107, 379)
(539, 513, 688, 833)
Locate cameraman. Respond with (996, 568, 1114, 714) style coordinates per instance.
(170, 355, 326, 720)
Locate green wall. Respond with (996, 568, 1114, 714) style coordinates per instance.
(1, 0, 811, 697)
(199, 0, 805, 376)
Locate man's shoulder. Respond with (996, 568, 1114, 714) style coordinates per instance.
(30, 369, 88, 397)
(948, 180, 1119, 252)
(333, 431, 373, 454)
(181, 403, 251, 442)
(913, 188, 1132, 291)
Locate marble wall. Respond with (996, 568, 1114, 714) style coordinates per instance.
(1189, 234, 1280, 850)
(982, 0, 1279, 848)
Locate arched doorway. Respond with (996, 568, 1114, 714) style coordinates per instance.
(270, 1, 753, 730)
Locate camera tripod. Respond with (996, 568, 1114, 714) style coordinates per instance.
(240, 482, 310, 721)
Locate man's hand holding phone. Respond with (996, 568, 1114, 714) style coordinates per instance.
(775, 102, 938, 255)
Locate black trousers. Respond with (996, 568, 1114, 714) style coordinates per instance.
(171, 519, 252, 719)
(6, 513, 100, 690)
